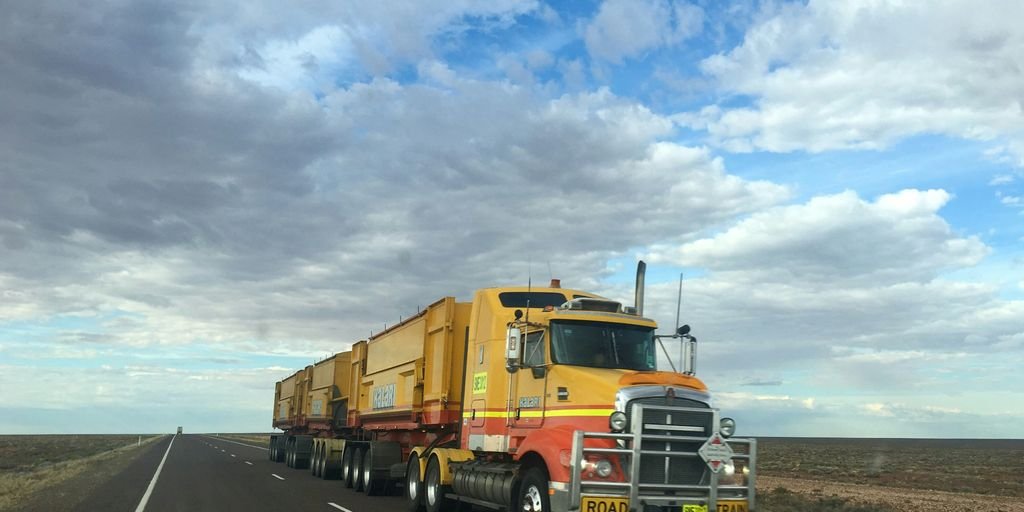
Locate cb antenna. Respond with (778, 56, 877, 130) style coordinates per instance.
(676, 272, 684, 368)
(525, 260, 532, 326)
(675, 273, 683, 333)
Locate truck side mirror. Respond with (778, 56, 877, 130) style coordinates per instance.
(677, 324, 690, 336)
(506, 326, 521, 373)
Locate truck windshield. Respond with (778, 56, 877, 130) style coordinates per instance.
(550, 321, 656, 371)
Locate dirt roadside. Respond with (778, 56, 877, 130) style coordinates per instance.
(759, 475, 1024, 512)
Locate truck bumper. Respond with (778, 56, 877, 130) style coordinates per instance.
(567, 404, 757, 512)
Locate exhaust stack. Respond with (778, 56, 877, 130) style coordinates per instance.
(634, 260, 646, 317)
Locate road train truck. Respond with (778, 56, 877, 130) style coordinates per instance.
(270, 263, 756, 512)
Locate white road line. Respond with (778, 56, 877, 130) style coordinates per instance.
(230, 454, 236, 457)
(133, 435, 174, 512)
(271, 473, 285, 481)
(245, 461, 253, 466)
(327, 503, 353, 512)
(221, 449, 226, 453)
(199, 435, 269, 451)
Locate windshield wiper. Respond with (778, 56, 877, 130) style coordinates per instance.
(610, 330, 619, 365)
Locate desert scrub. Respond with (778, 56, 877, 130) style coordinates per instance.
(756, 438, 1024, 497)
(760, 487, 896, 512)
(0, 434, 161, 510)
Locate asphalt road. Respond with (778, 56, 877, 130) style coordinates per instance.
(75, 434, 405, 512)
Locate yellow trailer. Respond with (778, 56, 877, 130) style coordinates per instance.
(349, 296, 470, 431)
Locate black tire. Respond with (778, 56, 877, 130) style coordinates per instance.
(363, 448, 383, 495)
(293, 436, 312, 470)
(285, 439, 294, 468)
(269, 437, 276, 461)
(405, 453, 425, 512)
(424, 456, 454, 512)
(516, 466, 551, 512)
(316, 441, 324, 477)
(310, 441, 318, 476)
(342, 446, 355, 488)
(274, 438, 285, 463)
(318, 442, 330, 480)
(352, 448, 365, 491)
(318, 442, 326, 476)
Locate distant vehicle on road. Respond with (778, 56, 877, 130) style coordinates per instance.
(177, 426, 183, 435)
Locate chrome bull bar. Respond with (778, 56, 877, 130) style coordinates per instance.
(568, 404, 757, 511)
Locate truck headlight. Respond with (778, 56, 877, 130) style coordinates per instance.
(720, 417, 736, 437)
(581, 457, 614, 478)
(720, 460, 748, 486)
(609, 411, 627, 432)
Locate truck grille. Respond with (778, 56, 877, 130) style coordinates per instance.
(629, 397, 711, 485)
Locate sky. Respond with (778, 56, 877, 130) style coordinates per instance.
(1, 0, 1022, 437)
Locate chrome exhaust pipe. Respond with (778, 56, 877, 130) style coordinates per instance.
(634, 260, 646, 316)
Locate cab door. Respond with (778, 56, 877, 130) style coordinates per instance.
(513, 330, 547, 428)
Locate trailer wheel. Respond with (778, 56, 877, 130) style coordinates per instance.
(342, 446, 355, 488)
(318, 441, 327, 476)
(317, 442, 329, 479)
(271, 436, 284, 463)
(285, 438, 294, 468)
(352, 447, 366, 492)
(405, 453, 425, 512)
(516, 466, 550, 512)
(269, 436, 277, 461)
(363, 448, 383, 495)
(315, 441, 324, 477)
(424, 456, 456, 512)
(309, 441, 318, 476)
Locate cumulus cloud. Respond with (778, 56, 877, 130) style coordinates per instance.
(584, 0, 704, 64)
(0, 1, 787, 360)
(639, 189, 1022, 390)
(651, 189, 988, 284)
(0, 362, 281, 433)
(687, 1, 1024, 163)
(197, 0, 542, 83)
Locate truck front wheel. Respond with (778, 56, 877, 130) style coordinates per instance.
(517, 467, 550, 512)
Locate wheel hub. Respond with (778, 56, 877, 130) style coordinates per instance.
(522, 484, 543, 512)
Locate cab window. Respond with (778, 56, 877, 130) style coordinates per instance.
(522, 331, 545, 367)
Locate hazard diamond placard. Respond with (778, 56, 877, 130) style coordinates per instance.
(698, 432, 734, 473)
